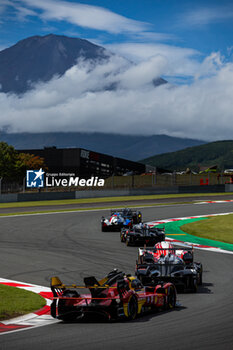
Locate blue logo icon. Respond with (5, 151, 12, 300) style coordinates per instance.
(26, 169, 45, 188)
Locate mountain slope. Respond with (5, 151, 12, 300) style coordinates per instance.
(0, 34, 107, 94)
(141, 140, 233, 170)
(0, 132, 205, 161)
(0, 34, 166, 94)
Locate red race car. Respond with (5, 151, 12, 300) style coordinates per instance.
(50, 269, 176, 322)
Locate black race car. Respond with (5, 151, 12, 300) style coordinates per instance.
(101, 208, 142, 232)
(135, 242, 203, 292)
(120, 223, 165, 246)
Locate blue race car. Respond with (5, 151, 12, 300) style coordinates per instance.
(101, 208, 142, 232)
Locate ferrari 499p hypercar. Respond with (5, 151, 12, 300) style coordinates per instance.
(101, 208, 142, 232)
(136, 242, 203, 292)
(120, 223, 165, 246)
(50, 269, 176, 322)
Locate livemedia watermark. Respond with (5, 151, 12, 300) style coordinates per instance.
(26, 169, 105, 188)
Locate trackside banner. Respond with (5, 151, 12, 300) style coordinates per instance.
(26, 169, 105, 188)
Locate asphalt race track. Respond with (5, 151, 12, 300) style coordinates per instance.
(1, 202, 233, 350)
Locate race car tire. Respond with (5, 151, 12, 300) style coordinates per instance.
(190, 277, 198, 293)
(199, 272, 203, 285)
(126, 236, 132, 246)
(166, 285, 176, 310)
(58, 290, 80, 322)
(127, 296, 138, 320)
(198, 264, 203, 285)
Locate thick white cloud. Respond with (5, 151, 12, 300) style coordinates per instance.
(0, 52, 233, 141)
(117, 55, 167, 89)
(106, 43, 201, 77)
(195, 52, 224, 79)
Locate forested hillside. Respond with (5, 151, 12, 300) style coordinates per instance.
(141, 141, 233, 171)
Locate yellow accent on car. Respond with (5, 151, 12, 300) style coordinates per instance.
(97, 277, 108, 286)
(123, 301, 129, 317)
(51, 276, 63, 287)
(50, 276, 115, 290)
(137, 298, 146, 314)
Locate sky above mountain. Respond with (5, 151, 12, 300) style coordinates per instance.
(0, 0, 233, 141)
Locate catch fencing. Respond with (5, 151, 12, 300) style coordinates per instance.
(0, 173, 230, 194)
(103, 173, 227, 189)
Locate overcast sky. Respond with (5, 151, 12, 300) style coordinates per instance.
(0, 0, 233, 141)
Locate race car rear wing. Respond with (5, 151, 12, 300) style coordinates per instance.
(138, 246, 193, 254)
(137, 246, 194, 264)
(51, 276, 119, 292)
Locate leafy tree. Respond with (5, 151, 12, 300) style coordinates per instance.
(0, 142, 18, 180)
(15, 153, 47, 179)
(0, 142, 47, 180)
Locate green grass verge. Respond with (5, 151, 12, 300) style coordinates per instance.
(181, 214, 233, 244)
(0, 192, 232, 209)
(0, 284, 46, 321)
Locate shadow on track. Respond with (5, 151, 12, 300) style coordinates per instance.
(56, 305, 186, 324)
(196, 282, 213, 294)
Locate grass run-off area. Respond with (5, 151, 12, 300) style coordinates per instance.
(181, 214, 233, 244)
(0, 284, 46, 321)
(0, 192, 232, 209)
